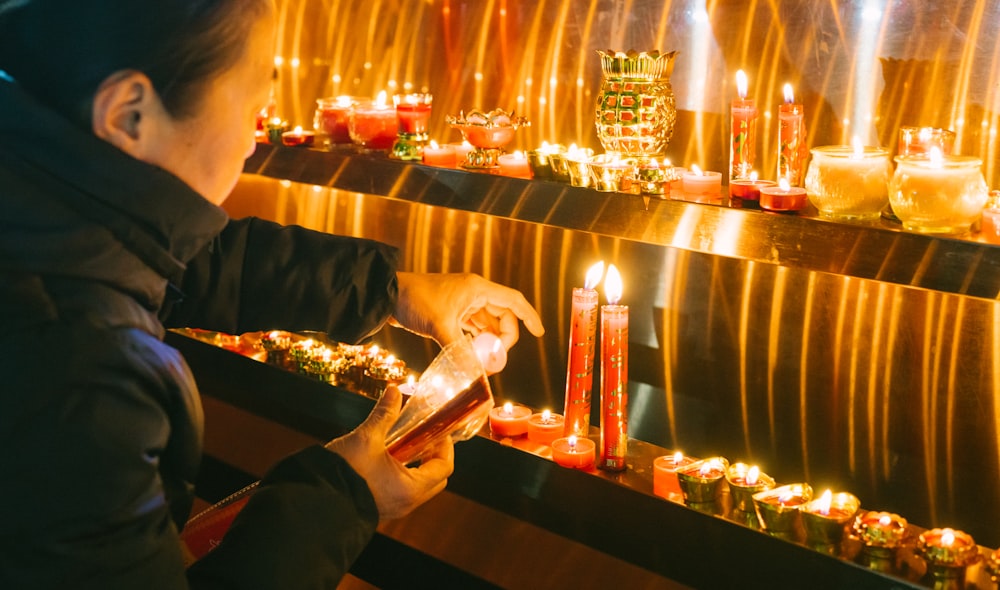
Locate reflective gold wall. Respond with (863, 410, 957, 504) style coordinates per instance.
(270, 0, 1000, 185)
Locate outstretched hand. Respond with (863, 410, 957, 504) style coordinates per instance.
(324, 385, 453, 521)
(390, 272, 545, 349)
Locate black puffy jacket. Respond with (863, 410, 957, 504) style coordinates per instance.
(0, 75, 399, 589)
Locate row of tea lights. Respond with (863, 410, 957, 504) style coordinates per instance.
(258, 330, 414, 400)
(485, 399, 998, 584)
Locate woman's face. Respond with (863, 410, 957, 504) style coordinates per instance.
(142, 13, 275, 205)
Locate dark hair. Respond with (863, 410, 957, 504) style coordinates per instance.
(0, 0, 273, 127)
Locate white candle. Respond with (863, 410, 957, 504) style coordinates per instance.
(682, 164, 722, 195)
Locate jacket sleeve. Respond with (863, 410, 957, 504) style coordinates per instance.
(162, 217, 399, 344)
(186, 446, 379, 590)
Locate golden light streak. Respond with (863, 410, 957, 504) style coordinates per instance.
(799, 270, 817, 482)
(738, 261, 756, 455)
(766, 265, 787, 458)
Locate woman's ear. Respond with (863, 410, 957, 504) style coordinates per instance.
(90, 70, 161, 156)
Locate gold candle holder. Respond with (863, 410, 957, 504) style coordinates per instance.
(725, 462, 775, 513)
(852, 511, 908, 574)
(752, 483, 812, 541)
(676, 457, 729, 504)
(985, 547, 1000, 586)
(527, 143, 564, 180)
(917, 528, 982, 590)
(588, 154, 636, 193)
(801, 490, 861, 554)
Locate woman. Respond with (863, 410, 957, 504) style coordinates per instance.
(0, 1, 543, 588)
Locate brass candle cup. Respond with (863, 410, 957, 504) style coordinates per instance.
(801, 492, 861, 552)
(852, 511, 908, 574)
(917, 528, 981, 590)
(635, 159, 679, 196)
(565, 156, 594, 188)
(676, 457, 729, 504)
(752, 483, 813, 540)
(527, 144, 564, 180)
(547, 152, 571, 183)
(587, 155, 636, 193)
(725, 463, 775, 512)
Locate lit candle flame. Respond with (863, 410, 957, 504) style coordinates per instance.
(736, 69, 748, 99)
(375, 90, 388, 107)
(778, 178, 791, 191)
(699, 462, 713, 476)
(783, 83, 795, 104)
(503, 402, 513, 416)
(778, 489, 796, 504)
(851, 136, 864, 158)
(513, 150, 525, 160)
(336, 95, 354, 107)
(662, 158, 672, 167)
(746, 465, 760, 486)
(918, 127, 933, 143)
(815, 489, 833, 516)
(407, 374, 416, 387)
(604, 264, 623, 305)
(672, 451, 684, 464)
(292, 125, 303, 135)
(941, 528, 956, 547)
(691, 163, 704, 176)
(878, 514, 892, 527)
(568, 434, 578, 449)
(585, 261, 605, 290)
(749, 170, 759, 182)
(429, 139, 440, 149)
(541, 409, 552, 423)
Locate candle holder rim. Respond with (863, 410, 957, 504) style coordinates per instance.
(893, 154, 983, 167)
(917, 528, 982, 568)
(676, 456, 729, 479)
(809, 145, 889, 158)
(724, 462, 775, 489)
(752, 482, 813, 504)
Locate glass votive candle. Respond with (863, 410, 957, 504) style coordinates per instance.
(898, 126, 957, 157)
(917, 528, 982, 589)
(348, 98, 397, 150)
(804, 145, 891, 220)
(676, 457, 729, 504)
(314, 96, 363, 144)
(526, 410, 564, 446)
(889, 153, 989, 235)
(752, 483, 813, 540)
(725, 462, 775, 512)
(588, 154, 635, 192)
(394, 93, 433, 136)
(652, 452, 697, 502)
(852, 511, 908, 574)
(801, 490, 861, 552)
(488, 402, 532, 437)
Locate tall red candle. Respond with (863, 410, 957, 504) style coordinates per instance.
(394, 93, 433, 136)
(600, 264, 628, 471)
(778, 83, 805, 186)
(563, 261, 604, 438)
(730, 69, 757, 182)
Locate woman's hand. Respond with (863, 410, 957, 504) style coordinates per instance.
(324, 385, 454, 521)
(390, 272, 545, 349)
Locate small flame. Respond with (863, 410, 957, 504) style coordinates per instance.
(918, 127, 933, 143)
(736, 69, 748, 99)
(929, 146, 944, 167)
(700, 462, 714, 476)
(407, 374, 416, 387)
(783, 83, 795, 104)
(778, 489, 796, 504)
(568, 434, 578, 449)
(691, 163, 704, 176)
(746, 465, 760, 486)
(375, 90, 388, 107)
(815, 489, 833, 516)
(749, 170, 759, 182)
(878, 514, 892, 527)
(292, 125, 304, 135)
(429, 140, 440, 149)
(513, 150, 526, 160)
(541, 409, 552, 423)
(672, 451, 684, 464)
(778, 178, 791, 191)
(851, 136, 864, 158)
(503, 402, 514, 416)
(336, 95, 354, 107)
(604, 264, 623, 305)
(941, 528, 956, 547)
(385, 354, 396, 365)
(585, 261, 605, 290)
(662, 158, 672, 167)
